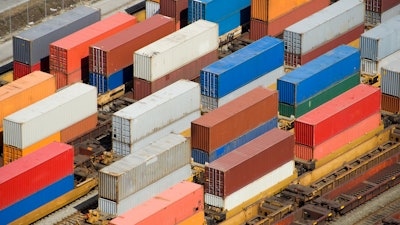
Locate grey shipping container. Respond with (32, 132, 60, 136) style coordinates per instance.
(13, 6, 100, 65)
(381, 60, 400, 98)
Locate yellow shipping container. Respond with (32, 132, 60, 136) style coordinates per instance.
(180, 128, 191, 138)
(177, 211, 205, 225)
(133, 10, 146, 22)
(3, 132, 61, 165)
(348, 38, 360, 49)
(251, 0, 311, 22)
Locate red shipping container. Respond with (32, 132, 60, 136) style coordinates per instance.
(191, 87, 278, 152)
(382, 93, 400, 114)
(249, 18, 268, 41)
(60, 113, 98, 143)
(295, 84, 381, 147)
(295, 112, 381, 161)
(159, 0, 188, 29)
(13, 61, 41, 80)
(205, 128, 294, 197)
(49, 12, 137, 77)
(365, 0, 399, 13)
(133, 50, 218, 100)
(52, 68, 82, 89)
(89, 14, 175, 76)
(109, 181, 204, 225)
(0, 142, 73, 210)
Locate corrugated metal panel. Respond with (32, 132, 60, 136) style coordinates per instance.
(99, 164, 191, 215)
(108, 181, 203, 225)
(295, 84, 381, 147)
(146, 1, 160, 18)
(192, 87, 278, 152)
(381, 60, 400, 98)
(192, 117, 277, 164)
(278, 73, 360, 118)
(159, 0, 189, 29)
(362, 49, 400, 77)
(365, 11, 381, 27)
(3, 83, 97, 149)
(90, 66, 133, 94)
(284, 0, 364, 55)
(113, 110, 200, 155)
(13, 6, 100, 65)
(205, 160, 294, 210)
(360, 15, 400, 61)
(381, 93, 400, 114)
(134, 20, 218, 81)
(112, 80, 199, 145)
(188, 0, 250, 23)
(1, 175, 74, 225)
(205, 128, 294, 197)
(365, 0, 399, 13)
(201, 36, 283, 98)
(278, 45, 360, 105)
(13, 61, 41, 80)
(251, 0, 313, 22)
(99, 134, 190, 202)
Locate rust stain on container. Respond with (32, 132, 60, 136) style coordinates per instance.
(60, 113, 98, 143)
(382, 93, 400, 114)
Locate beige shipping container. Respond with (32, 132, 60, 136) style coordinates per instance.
(0, 71, 56, 128)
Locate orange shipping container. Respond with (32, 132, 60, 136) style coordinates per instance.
(251, 0, 311, 22)
(0, 71, 56, 128)
(3, 132, 61, 165)
(60, 113, 98, 143)
(177, 211, 205, 225)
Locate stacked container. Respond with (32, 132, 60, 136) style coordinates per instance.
(200, 36, 284, 111)
(12, 6, 100, 80)
(249, 0, 330, 40)
(204, 128, 295, 211)
(277, 45, 360, 118)
(381, 60, 400, 114)
(112, 80, 200, 156)
(283, 0, 365, 68)
(188, 0, 250, 36)
(133, 20, 218, 100)
(192, 87, 278, 164)
(294, 84, 381, 161)
(159, 0, 189, 30)
(50, 12, 137, 89)
(0, 142, 74, 224)
(108, 181, 204, 224)
(89, 15, 175, 94)
(146, 0, 160, 18)
(3, 83, 97, 164)
(365, 0, 400, 27)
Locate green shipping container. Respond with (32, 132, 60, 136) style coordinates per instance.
(279, 73, 360, 118)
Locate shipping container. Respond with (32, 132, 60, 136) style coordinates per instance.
(177, 211, 205, 225)
(60, 113, 98, 143)
(146, 0, 160, 18)
(192, 87, 277, 152)
(12, 61, 41, 80)
(284, 0, 364, 55)
(134, 50, 218, 100)
(278, 45, 360, 105)
(90, 66, 133, 94)
(295, 84, 381, 147)
(381, 60, 400, 98)
(0, 175, 74, 225)
(361, 49, 400, 77)
(0, 142, 73, 210)
(205, 160, 294, 210)
(201, 67, 284, 111)
(13, 6, 100, 66)
(99, 164, 191, 215)
(201, 36, 283, 98)
(159, 0, 188, 29)
(89, 14, 175, 76)
(99, 133, 190, 202)
(279, 72, 360, 118)
(188, 0, 250, 23)
(295, 112, 381, 161)
(360, 15, 400, 61)
(52, 69, 83, 89)
(109, 181, 203, 225)
(3, 83, 97, 149)
(211, 6, 250, 36)
(366, 4, 400, 27)
(192, 117, 277, 164)
(0, 71, 56, 129)
(134, 20, 218, 82)
(205, 128, 293, 197)
(365, 0, 399, 13)
(381, 93, 400, 114)
(251, 0, 311, 22)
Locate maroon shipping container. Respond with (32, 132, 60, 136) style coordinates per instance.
(205, 128, 294, 197)
(159, 0, 188, 30)
(191, 87, 278, 152)
(89, 15, 175, 76)
(13, 61, 41, 80)
(284, 24, 364, 67)
(365, 0, 399, 13)
(249, 19, 268, 41)
(134, 50, 218, 100)
(0, 142, 73, 210)
(295, 84, 381, 147)
(382, 93, 400, 114)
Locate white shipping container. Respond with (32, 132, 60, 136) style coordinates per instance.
(112, 80, 200, 145)
(205, 160, 294, 210)
(381, 60, 400, 98)
(100, 133, 190, 202)
(201, 67, 284, 111)
(366, 4, 400, 27)
(112, 110, 200, 155)
(361, 50, 400, 76)
(3, 83, 97, 149)
(284, 0, 364, 55)
(98, 164, 191, 215)
(134, 20, 218, 81)
(145, 1, 160, 19)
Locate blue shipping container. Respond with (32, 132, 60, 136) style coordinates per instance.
(277, 45, 360, 105)
(216, 6, 250, 36)
(89, 65, 133, 94)
(1, 175, 74, 224)
(192, 117, 277, 164)
(201, 36, 283, 98)
(188, 0, 250, 23)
